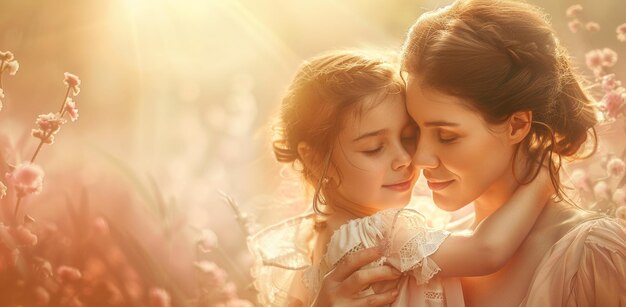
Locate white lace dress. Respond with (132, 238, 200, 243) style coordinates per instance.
(248, 208, 465, 306)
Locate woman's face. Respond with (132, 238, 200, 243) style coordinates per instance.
(405, 76, 516, 211)
(330, 94, 419, 212)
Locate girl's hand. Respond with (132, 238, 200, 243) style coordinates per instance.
(531, 165, 555, 200)
(311, 247, 401, 307)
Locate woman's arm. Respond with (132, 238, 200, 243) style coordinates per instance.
(433, 169, 554, 277)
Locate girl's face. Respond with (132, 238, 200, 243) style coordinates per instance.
(330, 94, 418, 213)
(405, 76, 515, 211)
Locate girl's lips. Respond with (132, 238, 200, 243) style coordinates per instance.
(427, 180, 454, 191)
(383, 176, 414, 192)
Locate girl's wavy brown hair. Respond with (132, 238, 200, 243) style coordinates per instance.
(272, 50, 404, 214)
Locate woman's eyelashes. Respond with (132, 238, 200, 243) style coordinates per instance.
(361, 146, 384, 155)
(437, 130, 459, 144)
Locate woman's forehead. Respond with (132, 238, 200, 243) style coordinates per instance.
(405, 80, 478, 123)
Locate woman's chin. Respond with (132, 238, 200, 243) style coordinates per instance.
(432, 194, 468, 212)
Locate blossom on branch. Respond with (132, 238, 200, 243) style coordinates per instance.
(585, 22, 600, 32)
(617, 23, 626, 42)
(566, 4, 583, 18)
(607, 158, 626, 177)
(57, 265, 83, 283)
(568, 19, 582, 33)
(64, 97, 79, 122)
(5, 162, 44, 197)
(31, 112, 66, 144)
(149, 288, 171, 307)
(5, 60, 18, 75)
(0, 51, 14, 61)
(64, 72, 81, 96)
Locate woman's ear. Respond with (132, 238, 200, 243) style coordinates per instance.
(508, 111, 532, 144)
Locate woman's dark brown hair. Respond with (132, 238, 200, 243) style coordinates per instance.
(401, 0, 598, 200)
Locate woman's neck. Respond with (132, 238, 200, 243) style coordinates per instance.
(472, 171, 520, 227)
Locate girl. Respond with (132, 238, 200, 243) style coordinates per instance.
(249, 50, 553, 306)
(324, 0, 626, 306)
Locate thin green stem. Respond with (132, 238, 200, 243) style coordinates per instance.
(58, 86, 71, 115)
(29, 86, 71, 163)
(0, 60, 4, 89)
(13, 196, 22, 225)
(30, 139, 46, 163)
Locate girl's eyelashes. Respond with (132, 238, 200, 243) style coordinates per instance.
(362, 146, 384, 155)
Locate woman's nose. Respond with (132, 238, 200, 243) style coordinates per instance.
(412, 142, 438, 169)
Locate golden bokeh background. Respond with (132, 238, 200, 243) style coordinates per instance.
(0, 0, 624, 305)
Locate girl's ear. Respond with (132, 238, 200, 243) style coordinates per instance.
(507, 111, 532, 144)
(297, 142, 313, 168)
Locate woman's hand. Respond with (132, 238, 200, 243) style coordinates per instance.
(311, 246, 401, 307)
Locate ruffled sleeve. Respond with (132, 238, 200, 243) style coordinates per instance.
(378, 209, 450, 284)
(247, 214, 317, 307)
(521, 217, 626, 306)
(324, 209, 450, 285)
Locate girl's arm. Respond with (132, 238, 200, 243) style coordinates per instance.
(432, 168, 554, 276)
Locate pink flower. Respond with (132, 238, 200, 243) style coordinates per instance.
(568, 19, 582, 33)
(5, 162, 45, 197)
(593, 181, 609, 200)
(31, 130, 55, 144)
(197, 229, 218, 253)
(570, 169, 590, 191)
(617, 23, 626, 42)
(0, 51, 14, 61)
(585, 49, 604, 75)
(602, 90, 625, 119)
(613, 189, 626, 205)
(601, 48, 618, 67)
(31, 113, 66, 144)
(64, 97, 79, 122)
(11, 225, 38, 246)
(601, 74, 621, 92)
(64, 72, 81, 96)
(616, 206, 626, 220)
(6, 60, 18, 75)
(607, 158, 626, 177)
(56, 265, 82, 283)
(0, 180, 6, 199)
(566, 4, 583, 18)
(35, 112, 65, 133)
(34, 286, 50, 305)
(92, 217, 109, 236)
(585, 22, 600, 32)
(148, 288, 171, 307)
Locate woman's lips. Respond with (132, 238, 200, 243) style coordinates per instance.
(427, 180, 454, 191)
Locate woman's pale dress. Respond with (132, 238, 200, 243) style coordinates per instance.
(520, 216, 626, 306)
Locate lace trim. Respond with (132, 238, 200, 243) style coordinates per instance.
(424, 291, 445, 300)
(333, 242, 366, 268)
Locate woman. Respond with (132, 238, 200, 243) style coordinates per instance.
(313, 0, 626, 306)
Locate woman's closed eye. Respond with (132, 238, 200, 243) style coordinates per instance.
(438, 131, 459, 144)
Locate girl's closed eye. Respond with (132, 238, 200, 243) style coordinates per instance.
(362, 145, 384, 155)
